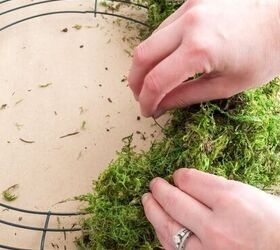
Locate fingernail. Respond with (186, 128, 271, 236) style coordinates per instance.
(153, 109, 165, 118)
(150, 177, 158, 189)
(142, 193, 149, 204)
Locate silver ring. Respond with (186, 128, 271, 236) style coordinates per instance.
(173, 228, 193, 250)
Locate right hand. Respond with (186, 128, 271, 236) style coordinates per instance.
(129, 0, 280, 117)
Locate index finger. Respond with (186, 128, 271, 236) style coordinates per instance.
(154, 0, 199, 32)
(173, 168, 229, 208)
(150, 177, 211, 237)
(128, 19, 183, 99)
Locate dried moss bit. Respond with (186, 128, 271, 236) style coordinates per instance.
(81, 121, 87, 130)
(124, 49, 133, 57)
(51, 243, 59, 249)
(57, 217, 61, 228)
(77, 151, 83, 160)
(73, 24, 82, 30)
(39, 83, 52, 88)
(77, 78, 280, 249)
(19, 138, 35, 144)
(0, 104, 7, 110)
(2, 184, 19, 202)
(60, 131, 79, 139)
(15, 123, 23, 130)
(121, 76, 127, 83)
(61, 28, 68, 32)
(100, 1, 121, 12)
(79, 106, 88, 115)
(15, 99, 23, 105)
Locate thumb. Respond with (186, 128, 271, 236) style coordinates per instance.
(155, 76, 234, 117)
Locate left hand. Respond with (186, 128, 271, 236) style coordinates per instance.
(142, 168, 280, 250)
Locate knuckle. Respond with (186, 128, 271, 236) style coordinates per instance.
(214, 189, 242, 209)
(175, 168, 195, 185)
(144, 72, 162, 94)
(185, 0, 199, 7)
(205, 224, 253, 250)
(161, 190, 179, 210)
(133, 43, 147, 66)
(204, 225, 231, 248)
(184, 7, 203, 26)
(213, 193, 230, 208)
(187, 38, 213, 62)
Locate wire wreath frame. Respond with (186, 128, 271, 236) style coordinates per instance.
(0, 0, 148, 249)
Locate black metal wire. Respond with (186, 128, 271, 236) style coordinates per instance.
(40, 212, 51, 250)
(0, 203, 81, 216)
(0, 0, 148, 248)
(0, 0, 12, 3)
(0, 245, 31, 250)
(0, 10, 148, 32)
(0, 0, 148, 16)
(0, 202, 83, 249)
(0, 0, 149, 32)
(0, 218, 81, 232)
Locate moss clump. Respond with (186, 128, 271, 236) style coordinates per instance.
(76, 0, 280, 248)
(140, 0, 183, 38)
(77, 78, 280, 249)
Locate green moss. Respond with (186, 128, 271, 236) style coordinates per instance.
(141, 0, 183, 38)
(2, 184, 19, 202)
(76, 0, 280, 249)
(77, 79, 280, 249)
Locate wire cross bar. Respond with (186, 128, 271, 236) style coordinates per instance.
(0, 203, 83, 249)
(40, 212, 51, 250)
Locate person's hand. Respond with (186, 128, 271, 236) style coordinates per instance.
(142, 169, 280, 250)
(129, 0, 280, 117)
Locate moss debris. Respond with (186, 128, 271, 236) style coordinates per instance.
(77, 78, 280, 249)
(2, 184, 19, 202)
(76, 0, 280, 249)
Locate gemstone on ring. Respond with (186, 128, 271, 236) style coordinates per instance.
(173, 228, 193, 250)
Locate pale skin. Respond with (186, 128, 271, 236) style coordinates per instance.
(142, 169, 280, 250)
(128, 0, 280, 249)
